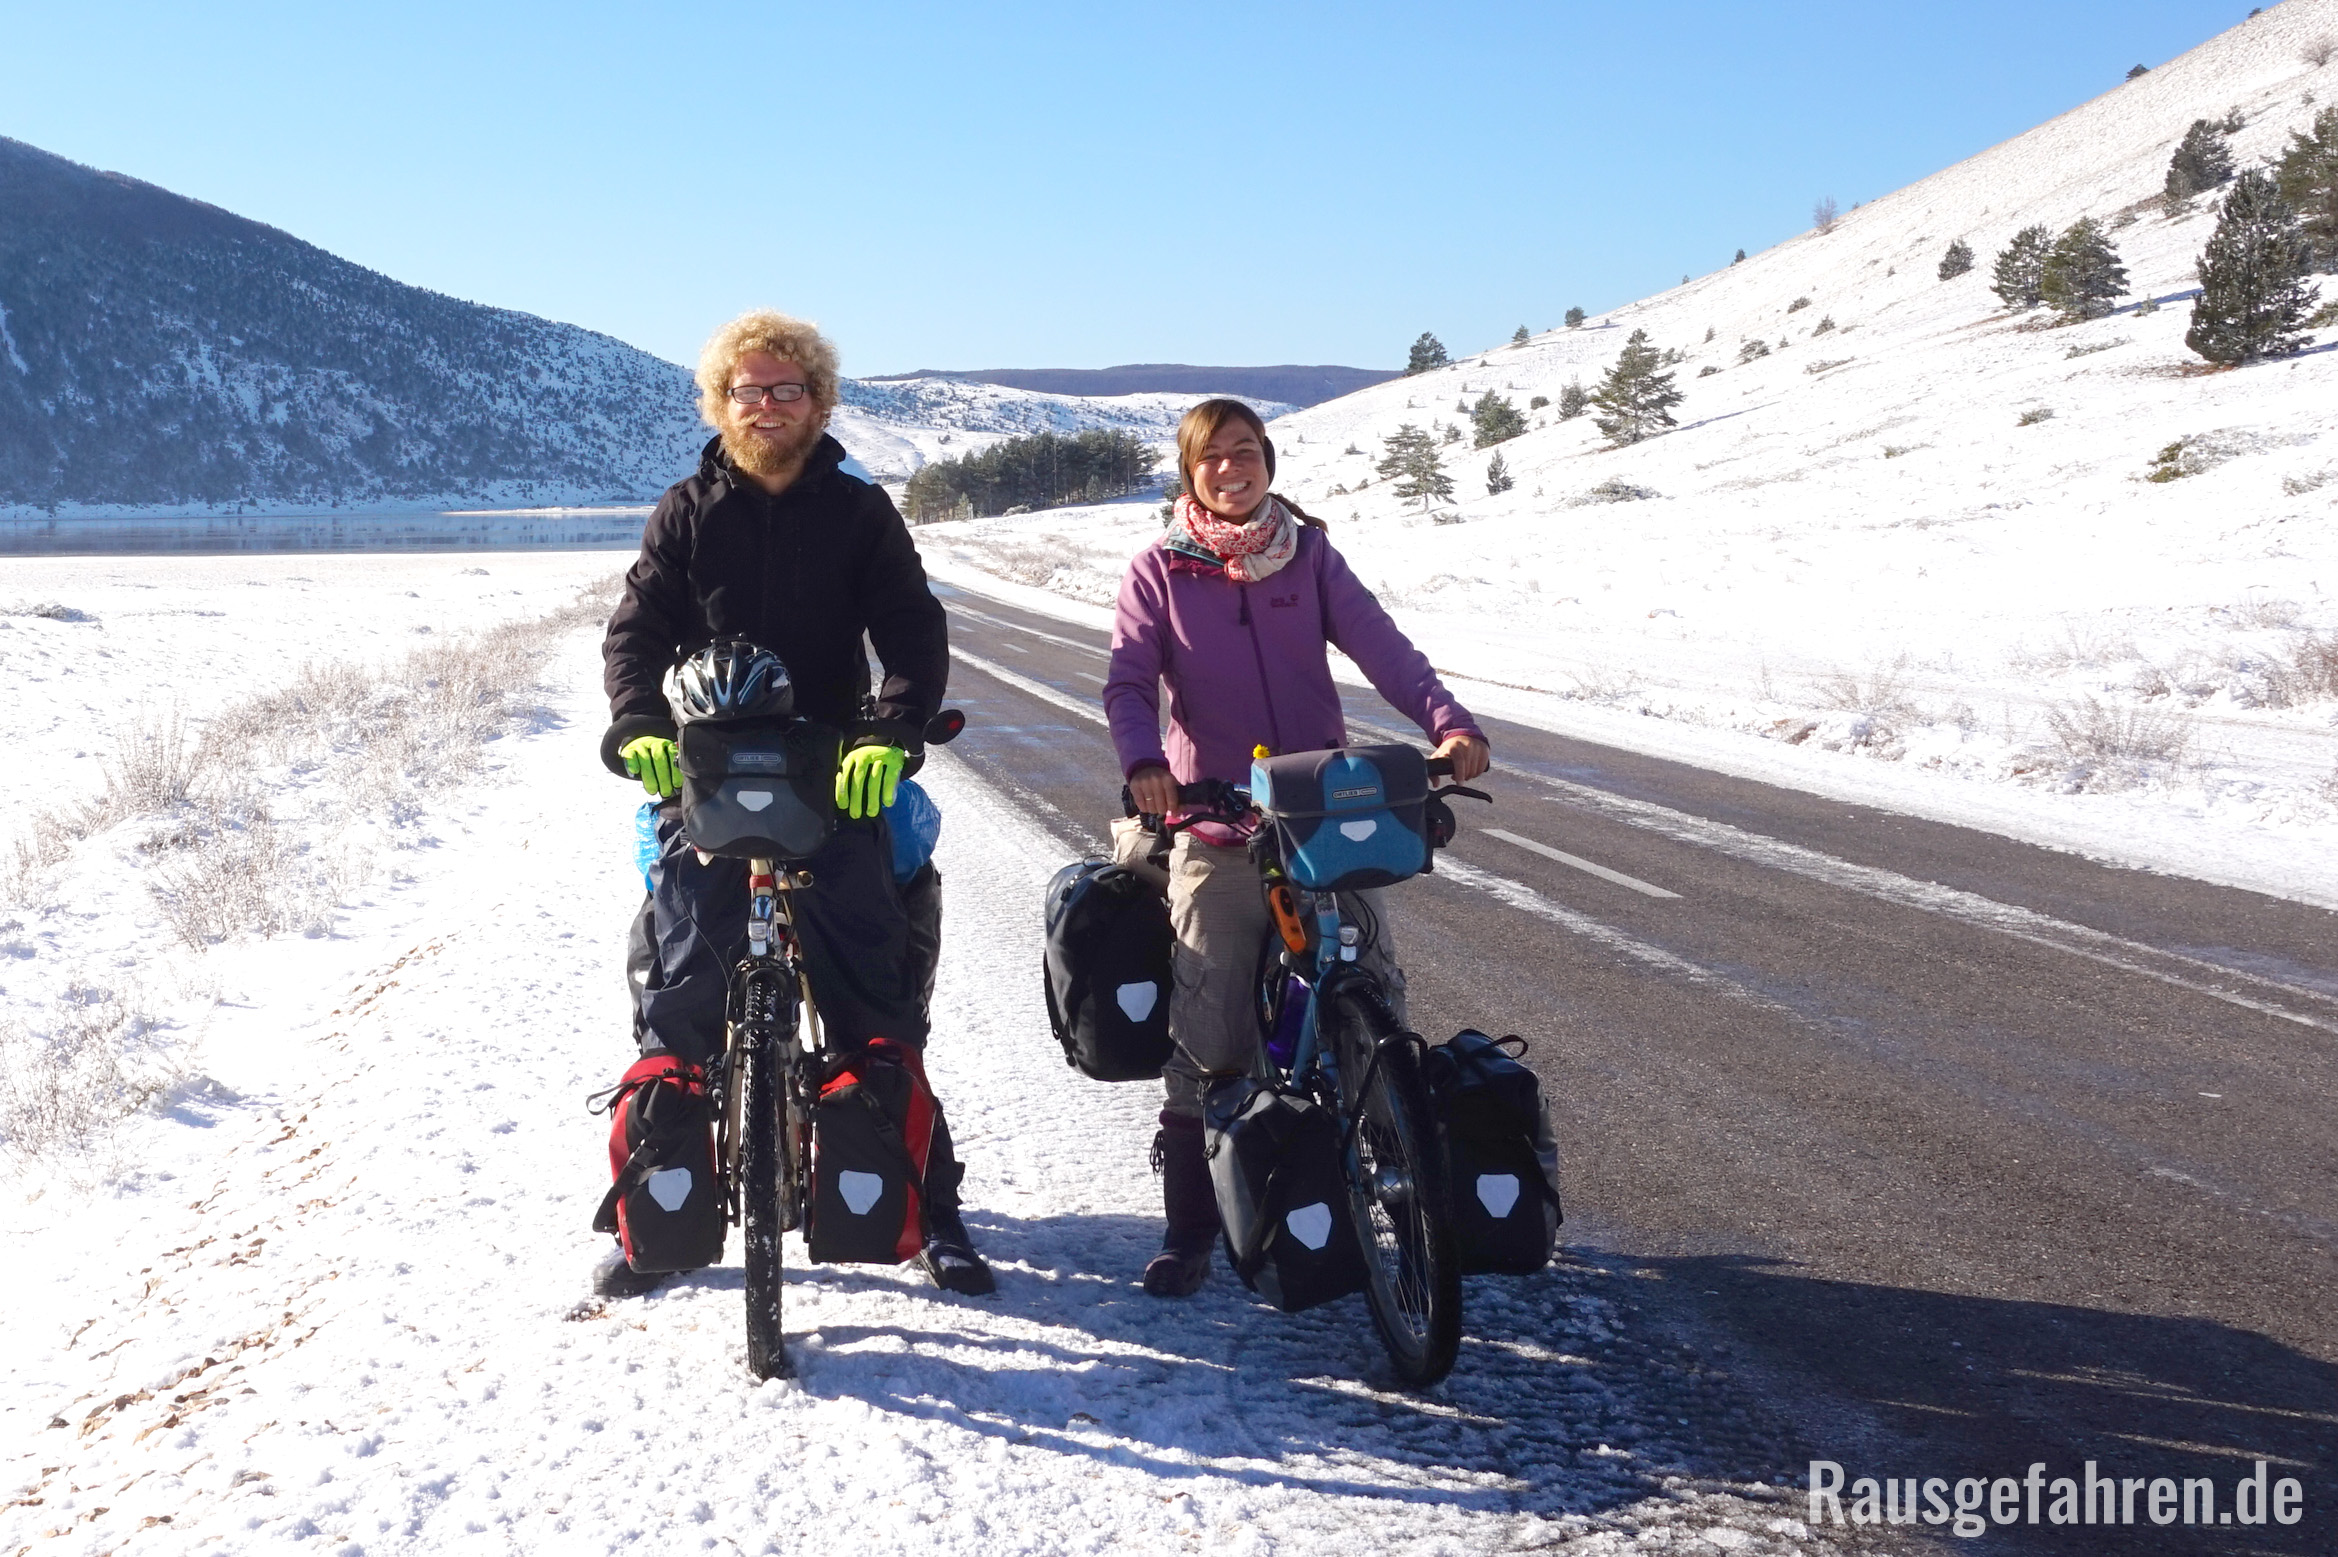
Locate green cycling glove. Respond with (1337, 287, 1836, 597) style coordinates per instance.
(835, 743, 905, 820)
(620, 735, 680, 798)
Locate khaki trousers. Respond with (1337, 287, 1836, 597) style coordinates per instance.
(1113, 820, 1406, 1119)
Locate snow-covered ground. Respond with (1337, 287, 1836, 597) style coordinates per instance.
(834, 378, 1294, 484)
(1, 553, 1865, 1556)
(916, 1, 2338, 908)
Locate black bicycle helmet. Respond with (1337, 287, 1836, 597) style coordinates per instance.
(664, 639, 795, 724)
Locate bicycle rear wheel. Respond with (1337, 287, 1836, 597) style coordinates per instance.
(1325, 980, 1460, 1387)
(739, 1008, 789, 1380)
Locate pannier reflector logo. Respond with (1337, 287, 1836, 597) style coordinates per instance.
(1331, 786, 1378, 800)
(733, 752, 786, 771)
(1476, 1173, 1522, 1218)
(1115, 981, 1159, 1022)
(737, 790, 775, 812)
(837, 1170, 885, 1215)
(1338, 819, 1378, 841)
(647, 1167, 694, 1213)
(1285, 1202, 1333, 1250)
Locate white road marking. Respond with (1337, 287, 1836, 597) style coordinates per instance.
(1484, 829, 1681, 899)
(1342, 712, 2338, 1034)
(1074, 671, 1106, 685)
(949, 646, 1107, 726)
(949, 603, 1107, 656)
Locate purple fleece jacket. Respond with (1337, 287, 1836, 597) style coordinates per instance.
(1105, 526, 1485, 784)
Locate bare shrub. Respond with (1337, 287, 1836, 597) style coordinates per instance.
(2260, 634, 2338, 707)
(1813, 197, 1840, 234)
(1, 601, 95, 622)
(1570, 478, 1661, 505)
(93, 708, 218, 822)
(2304, 36, 2335, 68)
(0, 979, 175, 1167)
(1814, 664, 1920, 749)
(147, 803, 356, 947)
(2039, 697, 2193, 789)
(2017, 406, 2056, 426)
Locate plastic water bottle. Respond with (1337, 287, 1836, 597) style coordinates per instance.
(633, 801, 662, 891)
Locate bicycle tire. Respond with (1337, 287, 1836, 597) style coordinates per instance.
(740, 1011, 789, 1380)
(1325, 980, 1461, 1387)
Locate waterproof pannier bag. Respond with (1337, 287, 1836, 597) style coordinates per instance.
(807, 1038, 937, 1264)
(1422, 1030, 1562, 1274)
(1041, 860, 1174, 1081)
(1248, 745, 1432, 893)
(676, 717, 838, 862)
(592, 1049, 726, 1273)
(1202, 1077, 1369, 1312)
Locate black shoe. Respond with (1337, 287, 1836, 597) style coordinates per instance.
(1142, 1237, 1211, 1297)
(919, 1205, 997, 1296)
(592, 1242, 673, 1299)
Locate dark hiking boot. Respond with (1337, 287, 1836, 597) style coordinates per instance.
(591, 1241, 673, 1299)
(1143, 1116, 1218, 1298)
(919, 1205, 997, 1296)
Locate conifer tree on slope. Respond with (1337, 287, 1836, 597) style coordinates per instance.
(1511, 325, 1531, 345)
(1405, 332, 1450, 375)
(1589, 329, 1682, 447)
(2276, 104, 2338, 271)
(2040, 218, 2128, 321)
(1937, 238, 1974, 280)
(1485, 449, 1514, 495)
(2186, 168, 2321, 363)
(1470, 390, 1528, 448)
(1991, 225, 2053, 309)
(2165, 118, 2237, 203)
(1375, 424, 1454, 512)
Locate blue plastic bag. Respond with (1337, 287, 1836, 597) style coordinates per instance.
(885, 778, 941, 883)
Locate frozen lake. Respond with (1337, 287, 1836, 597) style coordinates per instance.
(0, 507, 650, 555)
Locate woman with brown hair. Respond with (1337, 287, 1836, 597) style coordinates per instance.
(1103, 398, 1490, 1296)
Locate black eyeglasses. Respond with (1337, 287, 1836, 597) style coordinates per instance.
(727, 383, 811, 405)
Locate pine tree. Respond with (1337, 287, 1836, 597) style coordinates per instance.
(2186, 168, 2321, 363)
(1470, 390, 1528, 447)
(1733, 248, 1746, 264)
(2166, 119, 2236, 203)
(2039, 218, 2128, 321)
(1564, 307, 1586, 328)
(1376, 424, 1453, 512)
(1511, 324, 1531, 345)
(1485, 449, 1514, 495)
(1938, 238, 1974, 280)
(1991, 225, 2053, 309)
(1589, 329, 1682, 447)
(2276, 104, 2338, 270)
(1556, 381, 1589, 419)
(1405, 333, 1449, 375)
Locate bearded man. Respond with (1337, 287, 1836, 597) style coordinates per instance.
(595, 310, 991, 1297)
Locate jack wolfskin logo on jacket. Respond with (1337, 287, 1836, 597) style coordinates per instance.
(1269, 593, 1300, 608)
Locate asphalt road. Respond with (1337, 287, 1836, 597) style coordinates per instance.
(927, 576, 2338, 1555)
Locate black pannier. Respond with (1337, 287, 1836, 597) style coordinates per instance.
(1202, 1077, 1369, 1312)
(676, 718, 838, 861)
(591, 1049, 726, 1274)
(1422, 1030, 1562, 1274)
(1041, 860, 1174, 1082)
(1247, 745, 1433, 892)
(807, 1038, 937, 1265)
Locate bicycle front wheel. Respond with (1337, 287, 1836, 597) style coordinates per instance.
(1326, 981, 1460, 1387)
(739, 1012, 789, 1380)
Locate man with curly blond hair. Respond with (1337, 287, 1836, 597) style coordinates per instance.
(595, 311, 991, 1297)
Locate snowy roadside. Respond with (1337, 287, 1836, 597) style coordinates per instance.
(1, 586, 1875, 1557)
(917, 537, 2338, 913)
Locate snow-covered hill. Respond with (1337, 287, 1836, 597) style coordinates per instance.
(832, 377, 1291, 485)
(922, 0, 2338, 899)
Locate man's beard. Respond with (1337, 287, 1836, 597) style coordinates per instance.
(721, 413, 824, 477)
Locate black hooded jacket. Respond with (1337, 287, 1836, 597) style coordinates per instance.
(599, 433, 948, 773)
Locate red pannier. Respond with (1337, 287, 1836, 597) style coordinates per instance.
(591, 1049, 726, 1273)
(808, 1038, 937, 1264)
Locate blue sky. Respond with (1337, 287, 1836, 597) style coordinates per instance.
(3, 1, 2260, 374)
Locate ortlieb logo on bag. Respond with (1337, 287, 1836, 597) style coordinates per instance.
(676, 717, 839, 861)
(1248, 745, 1432, 893)
(1202, 1077, 1369, 1312)
(591, 1049, 726, 1274)
(807, 1038, 936, 1264)
(1423, 1030, 1562, 1275)
(1041, 859, 1174, 1082)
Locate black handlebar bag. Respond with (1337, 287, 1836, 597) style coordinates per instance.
(676, 718, 839, 862)
(1041, 860, 1174, 1081)
(1248, 745, 1432, 892)
(1202, 1077, 1368, 1312)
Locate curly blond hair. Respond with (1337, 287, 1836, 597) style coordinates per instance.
(695, 310, 841, 427)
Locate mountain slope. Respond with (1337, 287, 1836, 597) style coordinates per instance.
(870, 363, 1396, 406)
(0, 137, 706, 512)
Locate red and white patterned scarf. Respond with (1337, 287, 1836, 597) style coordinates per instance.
(1172, 493, 1299, 584)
